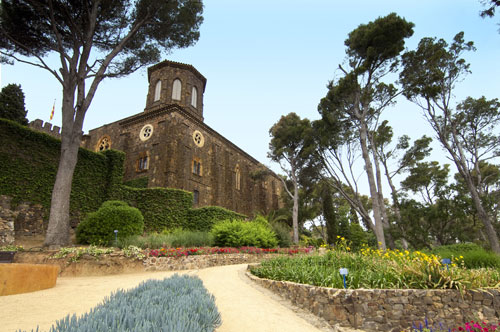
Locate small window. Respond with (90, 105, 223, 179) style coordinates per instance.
(235, 165, 241, 190)
(193, 190, 199, 205)
(154, 80, 161, 101)
(172, 79, 182, 101)
(136, 153, 149, 172)
(191, 86, 198, 108)
(192, 159, 202, 176)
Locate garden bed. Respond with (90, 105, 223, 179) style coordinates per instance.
(12, 246, 313, 277)
(247, 265, 500, 332)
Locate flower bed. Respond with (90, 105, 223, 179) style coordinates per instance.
(144, 246, 314, 272)
(148, 246, 313, 258)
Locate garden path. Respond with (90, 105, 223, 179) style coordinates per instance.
(1, 264, 339, 332)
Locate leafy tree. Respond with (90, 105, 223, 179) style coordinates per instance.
(400, 32, 500, 253)
(480, 0, 500, 18)
(0, 83, 28, 125)
(0, 0, 203, 247)
(268, 112, 314, 243)
(372, 120, 433, 248)
(315, 13, 414, 249)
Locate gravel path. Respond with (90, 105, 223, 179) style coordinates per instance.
(1, 264, 334, 332)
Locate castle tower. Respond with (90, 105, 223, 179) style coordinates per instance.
(145, 60, 207, 122)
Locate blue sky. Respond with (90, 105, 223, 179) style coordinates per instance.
(2, 0, 499, 175)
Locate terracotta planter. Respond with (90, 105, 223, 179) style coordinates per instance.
(0, 263, 60, 296)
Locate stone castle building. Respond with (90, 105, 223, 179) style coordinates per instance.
(70, 60, 283, 216)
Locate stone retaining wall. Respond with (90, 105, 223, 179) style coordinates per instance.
(0, 195, 46, 245)
(0, 196, 16, 245)
(246, 268, 500, 332)
(144, 253, 283, 271)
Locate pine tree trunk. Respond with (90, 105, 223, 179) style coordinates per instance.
(43, 96, 82, 248)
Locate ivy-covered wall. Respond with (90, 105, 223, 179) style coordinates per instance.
(0, 119, 244, 234)
(0, 119, 120, 223)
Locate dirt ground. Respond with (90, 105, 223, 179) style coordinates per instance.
(1, 264, 347, 332)
(5, 236, 365, 332)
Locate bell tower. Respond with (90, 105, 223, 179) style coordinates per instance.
(145, 60, 207, 122)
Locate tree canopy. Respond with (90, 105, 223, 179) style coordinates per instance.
(0, 83, 28, 125)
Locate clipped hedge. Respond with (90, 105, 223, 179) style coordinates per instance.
(114, 186, 193, 232)
(123, 176, 149, 188)
(76, 201, 144, 245)
(19, 274, 221, 332)
(186, 206, 246, 231)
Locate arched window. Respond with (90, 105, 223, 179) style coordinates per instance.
(154, 80, 161, 101)
(191, 86, 198, 108)
(172, 79, 182, 101)
(235, 165, 241, 190)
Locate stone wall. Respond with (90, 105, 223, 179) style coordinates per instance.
(0, 196, 15, 245)
(246, 269, 500, 332)
(0, 195, 46, 245)
(28, 119, 61, 139)
(144, 253, 284, 271)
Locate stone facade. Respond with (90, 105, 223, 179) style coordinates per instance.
(79, 60, 282, 216)
(247, 269, 500, 332)
(0, 195, 46, 244)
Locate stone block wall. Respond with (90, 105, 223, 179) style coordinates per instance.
(0, 195, 46, 245)
(144, 253, 285, 271)
(246, 270, 500, 332)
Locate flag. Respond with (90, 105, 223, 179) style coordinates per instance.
(49, 100, 55, 121)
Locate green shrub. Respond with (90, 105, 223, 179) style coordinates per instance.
(19, 275, 221, 332)
(429, 243, 500, 269)
(187, 206, 246, 231)
(211, 219, 278, 248)
(118, 230, 214, 249)
(168, 229, 214, 248)
(270, 221, 292, 247)
(76, 200, 144, 245)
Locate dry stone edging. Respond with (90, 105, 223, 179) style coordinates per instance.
(245, 266, 500, 332)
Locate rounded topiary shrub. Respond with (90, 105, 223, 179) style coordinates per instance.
(76, 200, 144, 245)
(211, 219, 278, 248)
